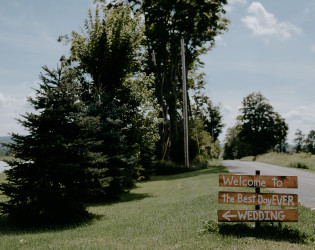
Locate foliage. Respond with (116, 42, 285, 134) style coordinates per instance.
(223, 125, 252, 159)
(121, 73, 161, 179)
(60, 4, 144, 95)
(61, 4, 161, 193)
(224, 92, 288, 158)
(294, 129, 305, 153)
(238, 92, 288, 155)
(192, 93, 223, 141)
(86, 94, 135, 200)
(154, 160, 193, 175)
(190, 118, 221, 160)
(0, 66, 107, 225)
(293, 129, 315, 154)
(123, 0, 229, 164)
(304, 130, 315, 154)
(289, 162, 309, 169)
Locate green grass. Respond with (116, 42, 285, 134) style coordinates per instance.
(241, 152, 315, 172)
(0, 161, 314, 249)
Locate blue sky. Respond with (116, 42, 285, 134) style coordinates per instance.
(0, 0, 314, 144)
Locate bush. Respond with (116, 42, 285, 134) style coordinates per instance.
(289, 162, 309, 169)
(154, 161, 193, 175)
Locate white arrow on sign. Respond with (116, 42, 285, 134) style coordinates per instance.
(222, 211, 237, 221)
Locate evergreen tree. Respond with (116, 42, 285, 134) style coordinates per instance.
(0, 66, 108, 225)
(86, 93, 136, 200)
(60, 4, 160, 186)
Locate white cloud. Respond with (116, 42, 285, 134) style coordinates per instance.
(310, 44, 315, 53)
(242, 2, 302, 41)
(215, 35, 228, 46)
(0, 91, 33, 136)
(229, 0, 247, 4)
(226, 0, 247, 12)
(284, 105, 315, 125)
(284, 104, 315, 143)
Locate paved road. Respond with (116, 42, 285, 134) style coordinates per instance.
(223, 160, 315, 209)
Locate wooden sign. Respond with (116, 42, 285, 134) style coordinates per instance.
(218, 191, 298, 207)
(218, 209, 298, 222)
(219, 174, 298, 188)
(217, 171, 299, 225)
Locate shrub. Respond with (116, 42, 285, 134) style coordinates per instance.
(289, 162, 309, 169)
(154, 161, 193, 175)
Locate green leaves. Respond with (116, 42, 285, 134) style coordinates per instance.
(64, 4, 145, 95)
(224, 92, 289, 159)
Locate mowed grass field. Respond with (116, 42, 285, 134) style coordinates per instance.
(0, 162, 314, 249)
(241, 152, 315, 172)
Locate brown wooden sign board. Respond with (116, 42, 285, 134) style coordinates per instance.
(218, 191, 298, 207)
(218, 209, 298, 222)
(219, 174, 298, 188)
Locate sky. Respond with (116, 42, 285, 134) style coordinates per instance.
(0, 0, 315, 144)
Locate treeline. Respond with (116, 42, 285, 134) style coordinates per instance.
(0, 1, 229, 225)
(293, 129, 315, 154)
(223, 92, 288, 159)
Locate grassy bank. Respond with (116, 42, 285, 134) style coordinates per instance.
(241, 152, 315, 172)
(0, 161, 314, 249)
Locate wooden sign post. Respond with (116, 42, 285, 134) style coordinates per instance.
(218, 171, 298, 225)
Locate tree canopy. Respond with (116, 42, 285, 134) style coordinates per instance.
(294, 129, 315, 154)
(0, 1, 230, 225)
(0, 66, 106, 224)
(224, 92, 288, 159)
(61, 3, 161, 188)
(125, 0, 229, 163)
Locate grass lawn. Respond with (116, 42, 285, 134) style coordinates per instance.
(241, 152, 315, 172)
(0, 161, 314, 249)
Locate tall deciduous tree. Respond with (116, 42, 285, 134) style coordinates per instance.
(238, 92, 288, 156)
(223, 124, 251, 159)
(0, 66, 107, 224)
(305, 130, 315, 154)
(125, 0, 229, 163)
(294, 129, 305, 153)
(192, 93, 223, 141)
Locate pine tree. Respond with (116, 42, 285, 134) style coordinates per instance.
(0, 66, 109, 225)
(86, 93, 137, 200)
(61, 4, 160, 192)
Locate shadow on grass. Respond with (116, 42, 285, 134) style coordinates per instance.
(0, 192, 152, 235)
(88, 192, 152, 208)
(218, 222, 310, 244)
(0, 213, 102, 235)
(151, 164, 229, 182)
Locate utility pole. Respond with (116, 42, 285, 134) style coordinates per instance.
(181, 37, 189, 168)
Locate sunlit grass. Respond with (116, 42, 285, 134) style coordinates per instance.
(0, 161, 314, 249)
(241, 152, 315, 172)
